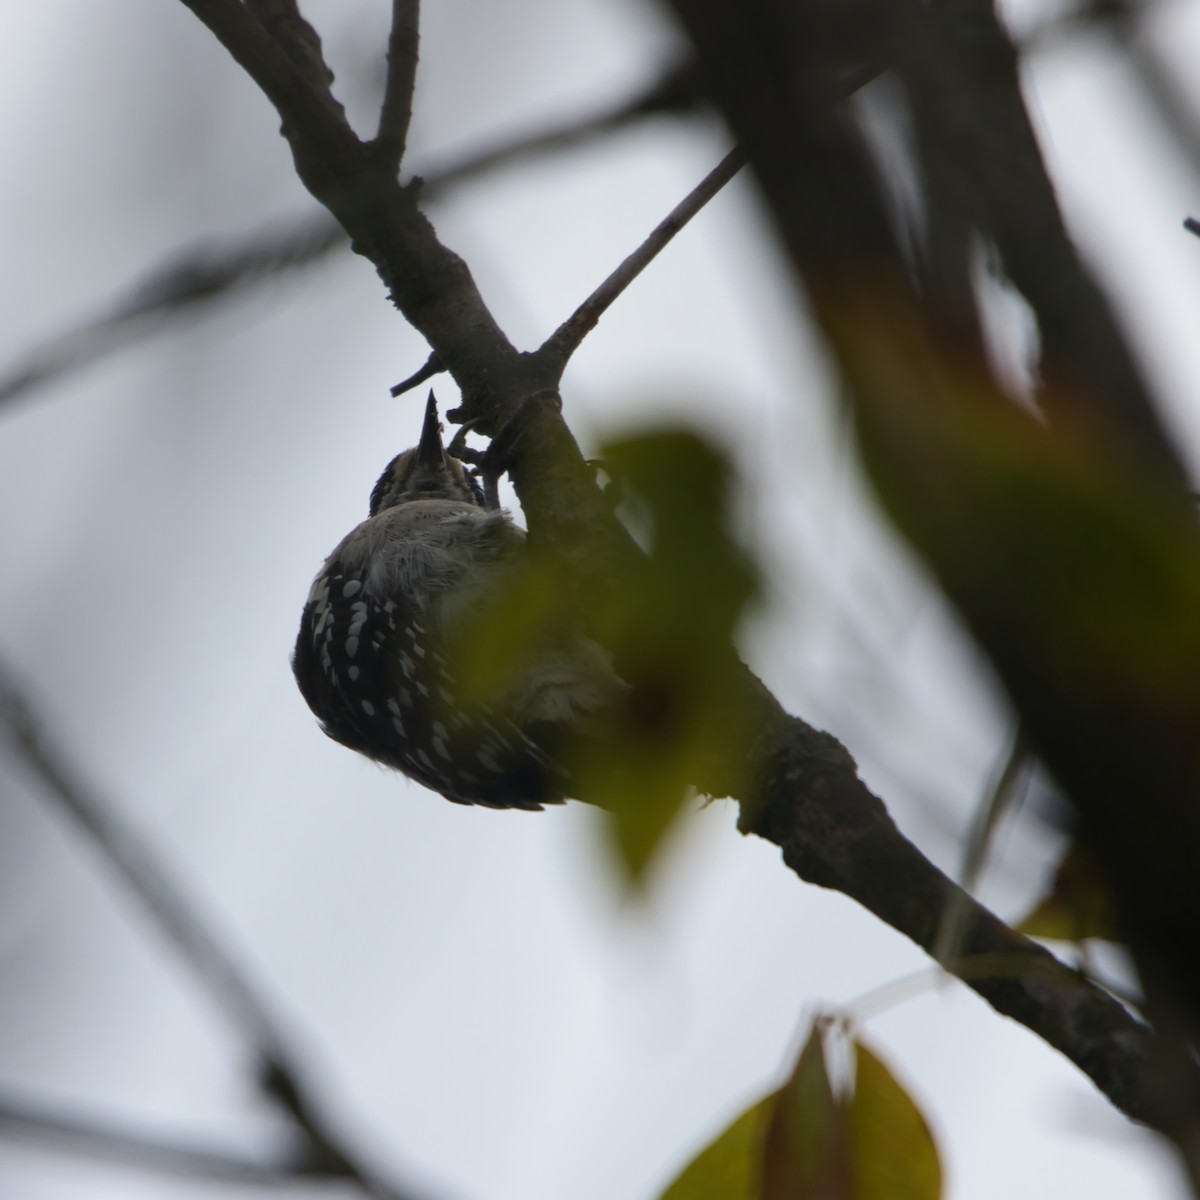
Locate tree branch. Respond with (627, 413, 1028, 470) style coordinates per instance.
(375, 0, 421, 167)
(916, 0, 1187, 483)
(243, 0, 340, 111)
(745, 718, 1160, 1124)
(181, 0, 536, 429)
(0, 212, 343, 410)
(0, 1093, 335, 1186)
(415, 58, 700, 189)
(0, 62, 700, 412)
(535, 146, 746, 374)
(0, 661, 427, 1200)
(389, 350, 443, 397)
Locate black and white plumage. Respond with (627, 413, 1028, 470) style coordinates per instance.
(293, 393, 621, 809)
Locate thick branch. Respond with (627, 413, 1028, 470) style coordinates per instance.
(184, 0, 349, 148)
(181, 0, 536, 424)
(244, 0, 336, 102)
(916, 0, 1187, 483)
(746, 715, 1160, 1124)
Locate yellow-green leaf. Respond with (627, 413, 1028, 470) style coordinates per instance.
(580, 429, 762, 884)
(762, 1023, 853, 1200)
(446, 424, 762, 887)
(658, 1097, 773, 1200)
(846, 302, 1200, 754)
(1015, 842, 1120, 944)
(847, 1039, 942, 1200)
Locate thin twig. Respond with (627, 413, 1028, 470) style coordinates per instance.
(413, 59, 699, 189)
(536, 146, 747, 374)
(0, 214, 342, 408)
(375, 0, 421, 167)
(390, 351, 444, 396)
(0, 661, 426, 1200)
(0, 1093, 332, 1185)
(0, 65, 698, 413)
(841, 950, 1125, 1026)
(0, 667, 287, 1063)
(932, 726, 1032, 966)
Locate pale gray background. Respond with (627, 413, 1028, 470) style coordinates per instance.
(0, 1, 1195, 1197)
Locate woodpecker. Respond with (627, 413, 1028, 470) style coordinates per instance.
(293, 393, 621, 809)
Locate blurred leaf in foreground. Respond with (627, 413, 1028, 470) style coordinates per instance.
(660, 1096, 772, 1200)
(847, 1039, 942, 1200)
(762, 1021, 853, 1200)
(580, 429, 761, 881)
(1016, 842, 1120, 944)
(659, 1020, 943, 1200)
(457, 425, 761, 885)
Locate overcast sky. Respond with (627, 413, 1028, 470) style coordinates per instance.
(1, 2, 1197, 1198)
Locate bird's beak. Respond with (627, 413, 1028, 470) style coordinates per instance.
(416, 390, 447, 468)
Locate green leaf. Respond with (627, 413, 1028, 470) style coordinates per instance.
(660, 1026, 942, 1200)
(845, 304, 1200, 712)
(658, 1097, 773, 1200)
(577, 429, 762, 884)
(1015, 842, 1120, 944)
(761, 1023, 853, 1200)
(847, 1039, 942, 1200)
(447, 424, 762, 886)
